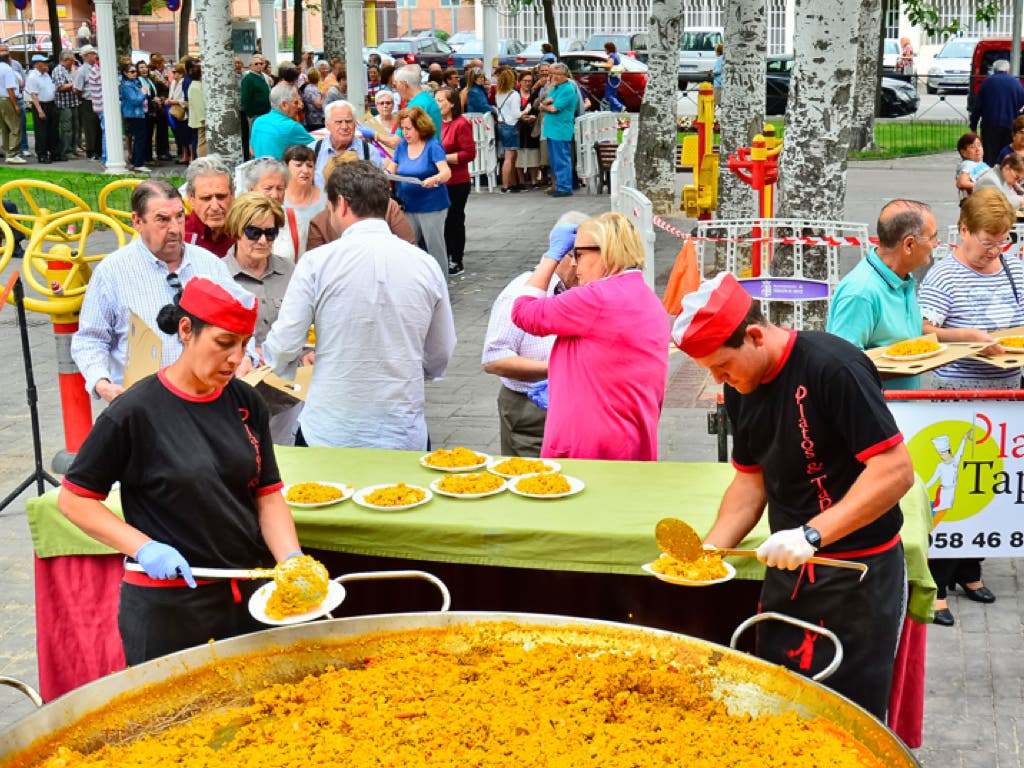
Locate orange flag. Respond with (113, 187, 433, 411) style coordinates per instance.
(662, 238, 700, 315)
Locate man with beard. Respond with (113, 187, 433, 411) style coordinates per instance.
(71, 180, 239, 402)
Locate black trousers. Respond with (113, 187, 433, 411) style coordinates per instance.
(154, 105, 171, 158)
(119, 579, 265, 665)
(241, 111, 251, 161)
(79, 99, 101, 157)
(928, 557, 983, 600)
(758, 541, 906, 720)
(444, 181, 471, 265)
(981, 124, 1012, 166)
(125, 116, 148, 168)
(32, 101, 58, 160)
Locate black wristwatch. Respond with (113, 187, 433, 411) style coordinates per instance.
(802, 525, 821, 549)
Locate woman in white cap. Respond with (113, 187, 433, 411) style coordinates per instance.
(510, 212, 669, 460)
(57, 277, 303, 664)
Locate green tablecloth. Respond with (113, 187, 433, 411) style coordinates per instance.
(25, 447, 935, 620)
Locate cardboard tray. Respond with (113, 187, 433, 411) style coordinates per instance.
(864, 334, 988, 376)
(967, 325, 1024, 369)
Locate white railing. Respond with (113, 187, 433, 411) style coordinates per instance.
(612, 186, 656, 289)
(610, 120, 638, 199)
(463, 112, 498, 193)
(574, 111, 620, 194)
(694, 218, 870, 330)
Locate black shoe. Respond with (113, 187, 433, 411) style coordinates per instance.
(448, 262, 464, 276)
(933, 607, 955, 626)
(550, 190, 573, 198)
(954, 580, 996, 603)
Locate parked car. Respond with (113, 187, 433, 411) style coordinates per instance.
(561, 51, 647, 112)
(583, 32, 649, 63)
(677, 26, 722, 89)
(926, 37, 977, 93)
(1, 31, 73, 64)
(515, 37, 585, 68)
(446, 31, 478, 52)
(450, 38, 525, 72)
(409, 28, 449, 42)
(881, 38, 901, 77)
(362, 47, 394, 67)
(967, 38, 1024, 117)
(765, 55, 918, 117)
(377, 37, 454, 70)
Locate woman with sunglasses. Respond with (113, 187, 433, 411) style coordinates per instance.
(510, 212, 669, 461)
(58, 276, 303, 665)
(223, 192, 293, 347)
(119, 62, 150, 173)
(918, 188, 1023, 624)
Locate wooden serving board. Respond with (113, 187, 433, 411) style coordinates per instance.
(864, 335, 988, 375)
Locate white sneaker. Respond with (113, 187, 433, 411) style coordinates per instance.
(20, 150, 31, 157)
(6, 156, 26, 164)
(133, 166, 151, 173)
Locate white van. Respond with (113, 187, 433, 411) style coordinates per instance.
(678, 26, 723, 89)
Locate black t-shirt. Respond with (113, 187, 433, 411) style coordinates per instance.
(725, 331, 904, 552)
(64, 372, 283, 569)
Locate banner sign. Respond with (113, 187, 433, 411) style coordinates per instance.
(738, 277, 830, 301)
(889, 399, 1024, 558)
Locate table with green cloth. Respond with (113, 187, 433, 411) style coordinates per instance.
(26, 448, 934, 744)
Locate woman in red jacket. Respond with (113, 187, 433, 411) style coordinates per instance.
(436, 86, 477, 276)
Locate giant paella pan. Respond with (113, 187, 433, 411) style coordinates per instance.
(0, 612, 919, 767)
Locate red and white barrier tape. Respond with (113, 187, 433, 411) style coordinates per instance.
(650, 215, 883, 247)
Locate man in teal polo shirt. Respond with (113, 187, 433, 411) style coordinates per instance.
(540, 63, 579, 197)
(395, 64, 442, 134)
(249, 83, 314, 159)
(826, 199, 938, 390)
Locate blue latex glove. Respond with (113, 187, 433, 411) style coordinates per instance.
(542, 223, 578, 262)
(527, 380, 549, 410)
(282, 550, 303, 562)
(135, 541, 197, 588)
(357, 125, 376, 140)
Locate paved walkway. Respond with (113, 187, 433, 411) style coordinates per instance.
(0, 154, 1020, 767)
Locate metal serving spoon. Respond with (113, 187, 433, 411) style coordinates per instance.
(654, 518, 869, 581)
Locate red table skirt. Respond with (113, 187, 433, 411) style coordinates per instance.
(34, 554, 125, 701)
(888, 615, 928, 748)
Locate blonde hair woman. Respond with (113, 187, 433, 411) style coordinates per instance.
(510, 212, 669, 460)
(495, 68, 522, 193)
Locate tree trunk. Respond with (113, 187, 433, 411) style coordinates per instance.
(113, 0, 132, 62)
(635, 0, 683, 215)
(178, 0, 192, 61)
(293, 0, 304, 64)
(47, 0, 62, 61)
(542, 0, 558, 58)
(850, 0, 882, 151)
(776, 0, 858, 221)
(716, 0, 767, 220)
(322, 0, 345, 61)
(196, 0, 243, 165)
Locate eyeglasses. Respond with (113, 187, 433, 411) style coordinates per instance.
(126, 69, 137, 74)
(914, 233, 939, 246)
(243, 225, 279, 242)
(166, 271, 182, 300)
(569, 245, 601, 262)
(975, 235, 1013, 253)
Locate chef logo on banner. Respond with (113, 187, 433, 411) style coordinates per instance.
(891, 401, 1024, 557)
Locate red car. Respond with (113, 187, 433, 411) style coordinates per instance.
(560, 52, 648, 112)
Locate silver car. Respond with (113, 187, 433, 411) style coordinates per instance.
(926, 37, 977, 93)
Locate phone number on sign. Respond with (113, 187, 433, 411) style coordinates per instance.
(929, 531, 1024, 549)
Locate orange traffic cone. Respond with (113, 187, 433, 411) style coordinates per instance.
(662, 239, 699, 315)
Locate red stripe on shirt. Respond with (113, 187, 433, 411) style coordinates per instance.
(731, 459, 762, 474)
(761, 329, 797, 384)
(61, 477, 108, 500)
(258, 481, 284, 497)
(158, 369, 223, 403)
(855, 432, 904, 463)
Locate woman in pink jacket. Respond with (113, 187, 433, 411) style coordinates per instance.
(511, 212, 669, 460)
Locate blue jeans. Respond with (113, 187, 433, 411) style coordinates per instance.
(547, 139, 573, 193)
(17, 98, 27, 151)
(605, 80, 625, 112)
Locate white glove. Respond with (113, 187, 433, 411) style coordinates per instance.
(756, 527, 816, 570)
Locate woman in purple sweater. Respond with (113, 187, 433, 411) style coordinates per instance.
(511, 212, 669, 460)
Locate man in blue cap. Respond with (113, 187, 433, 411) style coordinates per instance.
(24, 54, 59, 163)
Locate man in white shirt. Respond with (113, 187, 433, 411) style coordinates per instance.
(71, 179, 242, 402)
(73, 45, 101, 160)
(25, 54, 59, 163)
(264, 160, 456, 449)
(0, 44, 24, 163)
